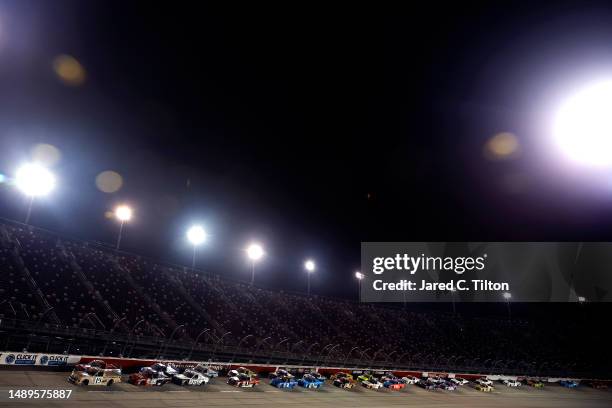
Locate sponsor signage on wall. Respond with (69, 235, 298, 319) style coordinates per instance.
(0, 352, 80, 366)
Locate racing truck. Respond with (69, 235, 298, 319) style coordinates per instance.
(269, 368, 291, 379)
(471, 381, 493, 392)
(401, 375, 419, 385)
(330, 372, 353, 381)
(438, 381, 457, 391)
(73, 359, 108, 372)
(382, 376, 405, 390)
(270, 375, 298, 389)
(476, 378, 493, 386)
(128, 367, 172, 386)
(68, 366, 122, 386)
(191, 363, 219, 378)
(333, 373, 355, 389)
(586, 381, 607, 389)
(501, 379, 522, 387)
(298, 373, 324, 389)
(230, 367, 257, 378)
(357, 374, 383, 390)
(559, 380, 579, 388)
(173, 370, 210, 386)
(227, 372, 260, 388)
(427, 376, 445, 385)
(450, 377, 469, 386)
(416, 379, 437, 390)
(526, 378, 544, 388)
(148, 363, 179, 376)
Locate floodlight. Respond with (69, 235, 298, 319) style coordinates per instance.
(578, 296, 586, 303)
(553, 80, 612, 167)
(246, 243, 264, 261)
(115, 205, 132, 222)
(246, 243, 264, 285)
(503, 292, 512, 300)
(355, 271, 364, 280)
(187, 225, 207, 246)
(15, 163, 56, 197)
(304, 259, 316, 272)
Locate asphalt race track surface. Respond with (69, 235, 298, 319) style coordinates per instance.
(0, 371, 611, 407)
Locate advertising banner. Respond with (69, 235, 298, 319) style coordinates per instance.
(0, 352, 81, 366)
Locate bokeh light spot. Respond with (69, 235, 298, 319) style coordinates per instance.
(31, 143, 62, 166)
(95, 171, 123, 193)
(485, 132, 520, 160)
(53, 54, 86, 86)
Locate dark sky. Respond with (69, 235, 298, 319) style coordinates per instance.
(3, 1, 612, 300)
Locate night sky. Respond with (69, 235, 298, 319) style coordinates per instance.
(2, 1, 612, 303)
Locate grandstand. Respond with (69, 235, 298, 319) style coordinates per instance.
(0, 218, 603, 378)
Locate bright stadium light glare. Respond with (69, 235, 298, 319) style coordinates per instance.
(578, 296, 586, 303)
(246, 243, 265, 285)
(553, 80, 612, 168)
(246, 243, 264, 261)
(355, 271, 364, 280)
(115, 205, 133, 222)
(15, 163, 56, 197)
(304, 259, 316, 272)
(187, 225, 207, 246)
(503, 292, 512, 300)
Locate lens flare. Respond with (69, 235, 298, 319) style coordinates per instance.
(484, 132, 519, 160)
(31, 144, 62, 166)
(96, 171, 123, 193)
(53, 54, 86, 86)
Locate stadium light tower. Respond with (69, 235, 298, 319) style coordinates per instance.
(15, 163, 56, 224)
(246, 243, 264, 285)
(187, 225, 207, 269)
(304, 259, 315, 296)
(114, 205, 132, 250)
(355, 271, 364, 300)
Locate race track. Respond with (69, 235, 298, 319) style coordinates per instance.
(0, 371, 610, 408)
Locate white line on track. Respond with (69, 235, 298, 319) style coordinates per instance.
(220, 390, 242, 392)
(167, 390, 190, 392)
(87, 391, 125, 393)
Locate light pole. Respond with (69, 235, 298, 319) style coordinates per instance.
(187, 225, 207, 269)
(503, 292, 512, 320)
(114, 205, 132, 250)
(246, 243, 264, 285)
(355, 271, 364, 300)
(304, 259, 315, 295)
(15, 163, 56, 225)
